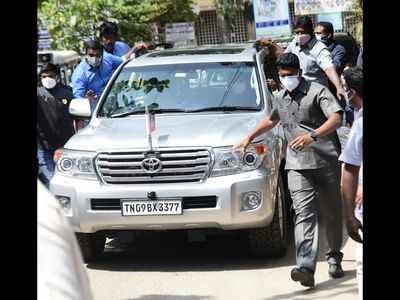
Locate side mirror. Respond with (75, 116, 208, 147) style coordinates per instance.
(69, 98, 91, 118)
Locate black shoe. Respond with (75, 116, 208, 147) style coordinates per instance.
(328, 262, 344, 278)
(291, 267, 315, 287)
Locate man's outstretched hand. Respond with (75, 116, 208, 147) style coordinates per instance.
(233, 136, 252, 152)
(85, 90, 97, 102)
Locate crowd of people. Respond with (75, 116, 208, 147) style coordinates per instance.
(37, 16, 363, 298)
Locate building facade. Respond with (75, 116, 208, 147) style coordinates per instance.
(192, 0, 361, 45)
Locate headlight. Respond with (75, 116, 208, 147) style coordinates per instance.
(54, 149, 97, 180)
(210, 143, 268, 177)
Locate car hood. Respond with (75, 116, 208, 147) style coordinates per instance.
(65, 113, 266, 151)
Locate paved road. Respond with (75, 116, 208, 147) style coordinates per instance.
(86, 229, 358, 300)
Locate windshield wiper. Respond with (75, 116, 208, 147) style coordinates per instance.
(110, 108, 187, 118)
(186, 106, 261, 113)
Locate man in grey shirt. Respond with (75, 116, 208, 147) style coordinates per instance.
(284, 16, 346, 100)
(234, 53, 344, 288)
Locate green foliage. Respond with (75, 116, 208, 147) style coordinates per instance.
(354, 0, 363, 44)
(38, 0, 197, 52)
(214, 0, 252, 29)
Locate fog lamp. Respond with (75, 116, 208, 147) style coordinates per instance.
(241, 191, 262, 211)
(56, 196, 71, 212)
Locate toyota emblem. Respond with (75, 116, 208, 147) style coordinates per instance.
(141, 157, 162, 174)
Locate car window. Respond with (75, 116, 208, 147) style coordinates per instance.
(98, 62, 262, 117)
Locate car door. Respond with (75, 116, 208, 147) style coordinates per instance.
(255, 49, 286, 170)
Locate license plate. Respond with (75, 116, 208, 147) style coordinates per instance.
(121, 199, 182, 216)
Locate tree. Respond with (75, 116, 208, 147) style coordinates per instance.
(38, 0, 197, 52)
(213, 0, 253, 43)
(354, 0, 363, 45)
(214, 0, 252, 29)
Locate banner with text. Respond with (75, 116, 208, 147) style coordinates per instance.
(165, 22, 196, 45)
(253, 0, 292, 39)
(38, 28, 51, 50)
(295, 0, 355, 15)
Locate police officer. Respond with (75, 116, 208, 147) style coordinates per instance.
(99, 21, 130, 57)
(38, 63, 75, 187)
(234, 53, 344, 288)
(40, 63, 75, 107)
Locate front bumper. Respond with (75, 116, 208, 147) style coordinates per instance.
(50, 169, 277, 233)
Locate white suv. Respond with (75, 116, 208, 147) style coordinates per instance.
(50, 44, 289, 261)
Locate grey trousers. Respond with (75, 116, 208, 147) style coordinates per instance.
(287, 164, 343, 272)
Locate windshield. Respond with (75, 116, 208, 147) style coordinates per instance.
(97, 62, 262, 117)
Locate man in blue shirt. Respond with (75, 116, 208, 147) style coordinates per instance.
(72, 39, 123, 107)
(71, 39, 123, 128)
(99, 21, 130, 57)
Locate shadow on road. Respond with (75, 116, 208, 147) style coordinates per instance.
(87, 230, 297, 272)
(86, 227, 342, 273)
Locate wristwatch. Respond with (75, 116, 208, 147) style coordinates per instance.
(310, 132, 319, 141)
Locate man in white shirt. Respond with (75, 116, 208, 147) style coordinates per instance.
(38, 181, 93, 300)
(338, 66, 363, 300)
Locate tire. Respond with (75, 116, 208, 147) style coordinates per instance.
(248, 174, 288, 257)
(76, 232, 106, 262)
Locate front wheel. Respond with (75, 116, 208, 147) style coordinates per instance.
(248, 174, 288, 257)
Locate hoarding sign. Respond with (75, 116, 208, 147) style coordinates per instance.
(165, 22, 195, 43)
(317, 13, 343, 31)
(253, 0, 292, 39)
(295, 0, 355, 15)
(38, 28, 51, 50)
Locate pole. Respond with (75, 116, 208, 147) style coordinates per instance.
(145, 105, 153, 151)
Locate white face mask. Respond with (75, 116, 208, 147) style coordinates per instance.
(295, 34, 311, 46)
(86, 55, 101, 68)
(315, 34, 322, 41)
(279, 75, 300, 92)
(41, 77, 57, 89)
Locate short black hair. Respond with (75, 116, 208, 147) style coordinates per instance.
(316, 21, 334, 36)
(343, 66, 363, 98)
(39, 63, 59, 76)
(99, 21, 118, 38)
(294, 16, 314, 34)
(276, 53, 300, 71)
(84, 39, 103, 53)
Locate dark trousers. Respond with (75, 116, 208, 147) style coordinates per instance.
(37, 148, 55, 188)
(287, 164, 343, 272)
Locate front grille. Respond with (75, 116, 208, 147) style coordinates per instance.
(96, 149, 211, 184)
(90, 196, 217, 211)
